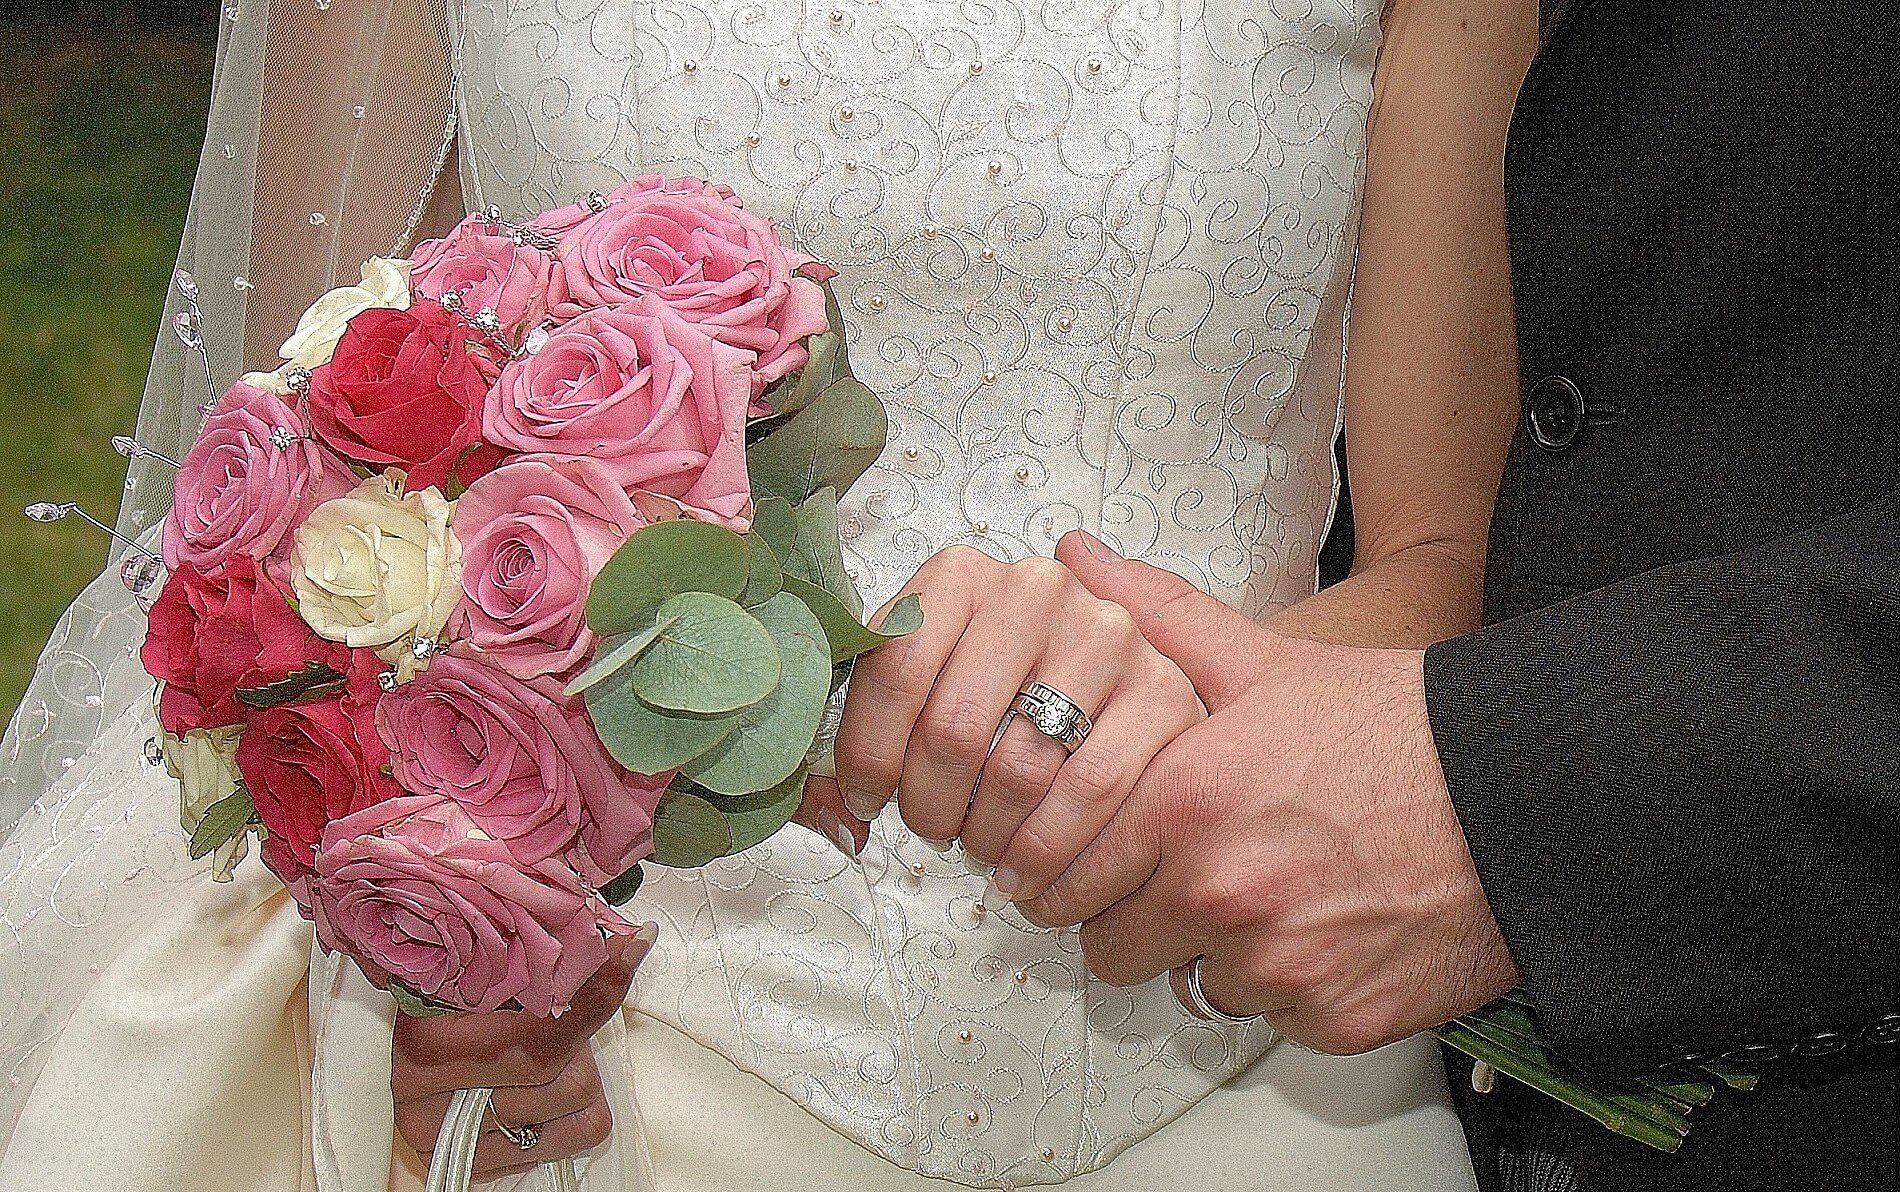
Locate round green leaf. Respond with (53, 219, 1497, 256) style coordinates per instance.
(783, 488, 863, 617)
(739, 530, 783, 607)
(628, 592, 781, 714)
(751, 497, 797, 562)
(649, 790, 733, 868)
(599, 863, 645, 907)
(703, 765, 809, 853)
(586, 520, 751, 636)
(746, 375, 889, 506)
(682, 591, 832, 795)
(563, 617, 671, 697)
(783, 577, 922, 664)
(584, 662, 740, 774)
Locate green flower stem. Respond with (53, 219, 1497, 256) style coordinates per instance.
(1633, 1073, 1716, 1110)
(1454, 1014, 1692, 1138)
(1697, 1060, 1762, 1092)
(1433, 1022, 1686, 1154)
(1456, 1013, 1694, 1139)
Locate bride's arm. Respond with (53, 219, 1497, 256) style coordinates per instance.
(1266, 0, 1537, 649)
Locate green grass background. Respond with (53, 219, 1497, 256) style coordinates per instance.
(0, 15, 213, 721)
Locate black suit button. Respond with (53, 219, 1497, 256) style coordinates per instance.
(1791, 1031, 1851, 1057)
(1526, 375, 1586, 452)
(1863, 1014, 1900, 1045)
(1663, 1051, 1709, 1068)
(1720, 1043, 1785, 1064)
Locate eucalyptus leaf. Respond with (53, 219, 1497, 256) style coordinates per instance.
(585, 662, 740, 773)
(628, 592, 781, 714)
(702, 764, 808, 853)
(874, 594, 926, 637)
(754, 275, 848, 417)
(235, 660, 347, 710)
(599, 863, 645, 907)
(562, 617, 671, 697)
(188, 787, 257, 860)
(751, 496, 797, 562)
(765, 331, 843, 419)
(783, 577, 922, 663)
(682, 591, 833, 795)
(746, 376, 888, 506)
(390, 981, 455, 1018)
(586, 519, 751, 636)
(783, 488, 862, 617)
(649, 789, 735, 868)
(738, 530, 784, 607)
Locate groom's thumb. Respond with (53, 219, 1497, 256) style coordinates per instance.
(1056, 530, 1264, 709)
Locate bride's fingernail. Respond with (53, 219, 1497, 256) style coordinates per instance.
(817, 808, 859, 860)
(918, 836, 955, 854)
(981, 868, 1018, 912)
(843, 788, 886, 820)
(963, 851, 994, 878)
(1077, 530, 1122, 561)
(635, 920, 660, 944)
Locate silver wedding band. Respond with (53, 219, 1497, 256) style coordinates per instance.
(1012, 681, 1093, 752)
(1181, 955, 1263, 1026)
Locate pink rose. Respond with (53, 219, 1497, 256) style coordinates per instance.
(452, 455, 647, 678)
(375, 652, 667, 883)
(526, 198, 599, 238)
(309, 795, 629, 1015)
(484, 297, 755, 528)
(550, 174, 834, 396)
(161, 382, 354, 576)
(410, 214, 555, 335)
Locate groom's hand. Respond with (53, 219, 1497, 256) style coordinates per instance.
(1022, 531, 1517, 1053)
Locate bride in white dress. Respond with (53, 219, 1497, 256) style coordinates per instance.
(0, 1, 1532, 1189)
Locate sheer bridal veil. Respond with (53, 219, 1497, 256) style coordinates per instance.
(0, 0, 502, 1172)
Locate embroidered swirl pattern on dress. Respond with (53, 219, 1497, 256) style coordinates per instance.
(451, 1, 1379, 1185)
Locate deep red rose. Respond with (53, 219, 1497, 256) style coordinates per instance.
(307, 300, 503, 491)
(238, 655, 399, 904)
(142, 554, 352, 735)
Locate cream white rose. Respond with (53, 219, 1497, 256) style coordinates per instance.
(162, 725, 249, 882)
(238, 368, 294, 395)
(290, 471, 461, 660)
(277, 257, 414, 370)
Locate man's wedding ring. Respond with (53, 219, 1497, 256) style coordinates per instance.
(488, 1103, 541, 1151)
(1013, 681, 1092, 752)
(1182, 956, 1264, 1026)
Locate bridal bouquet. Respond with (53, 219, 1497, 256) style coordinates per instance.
(135, 175, 914, 1020)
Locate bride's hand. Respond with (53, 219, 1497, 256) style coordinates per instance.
(832, 539, 1204, 907)
(391, 925, 655, 1178)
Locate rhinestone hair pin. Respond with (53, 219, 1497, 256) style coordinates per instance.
(172, 269, 217, 411)
(24, 501, 167, 609)
(111, 435, 182, 469)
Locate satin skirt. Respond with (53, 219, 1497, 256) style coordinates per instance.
(0, 859, 1477, 1192)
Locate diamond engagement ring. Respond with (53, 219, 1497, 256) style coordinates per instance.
(1181, 955, 1264, 1026)
(1012, 681, 1092, 752)
(488, 1102, 541, 1151)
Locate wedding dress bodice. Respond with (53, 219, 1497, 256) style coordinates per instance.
(449, 1, 1379, 1185)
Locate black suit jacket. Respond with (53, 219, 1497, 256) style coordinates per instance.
(1421, 1, 1900, 1188)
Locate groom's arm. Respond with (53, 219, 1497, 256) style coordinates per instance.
(1424, 485, 1900, 1075)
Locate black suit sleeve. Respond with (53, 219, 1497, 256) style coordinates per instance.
(1424, 486, 1900, 1075)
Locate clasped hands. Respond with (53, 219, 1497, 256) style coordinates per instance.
(393, 530, 1520, 1175)
(820, 529, 1519, 1051)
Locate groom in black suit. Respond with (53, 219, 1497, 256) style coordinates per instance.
(1047, 0, 1900, 1188)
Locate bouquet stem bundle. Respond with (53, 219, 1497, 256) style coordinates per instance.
(1435, 991, 1757, 1153)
